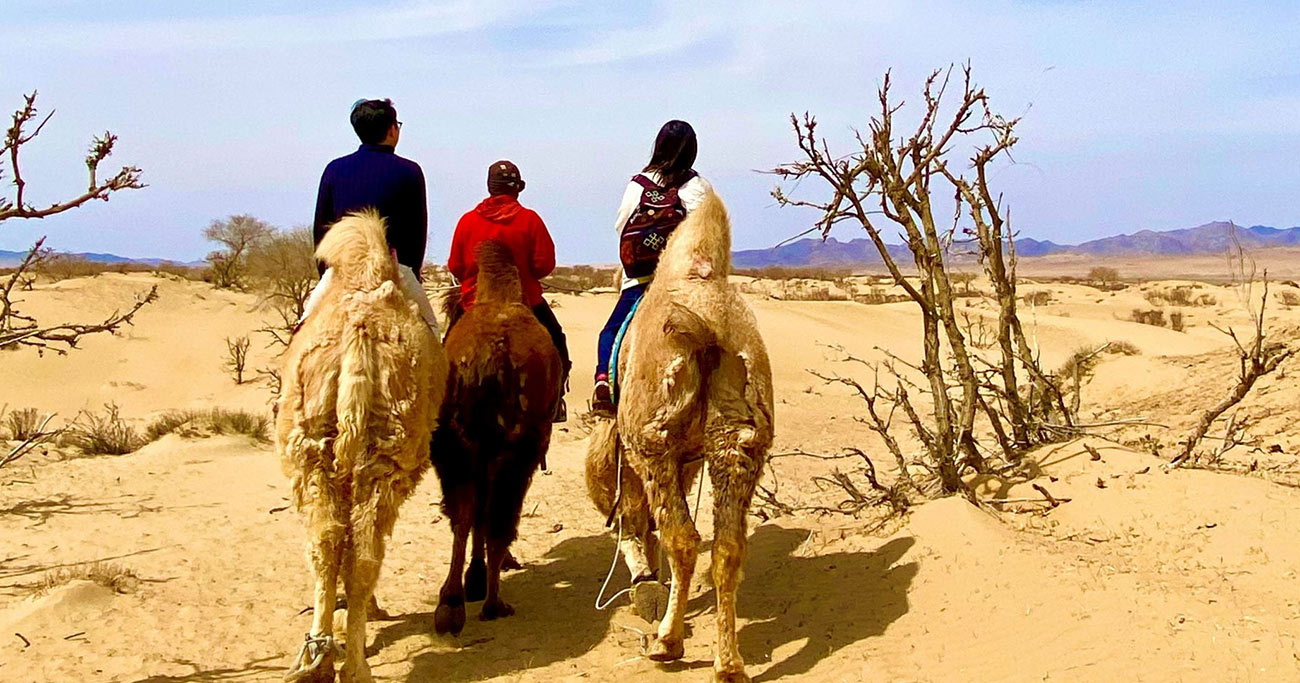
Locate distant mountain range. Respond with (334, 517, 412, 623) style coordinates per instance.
(5, 221, 1299, 270)
(732, 222, 1300, 268)
(0, 249, 203, 269)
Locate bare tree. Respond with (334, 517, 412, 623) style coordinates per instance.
(204, 215, 272, 289)
(1172, 229, 1294, 467)
(772, 65, 1073, 497)
(246, 226, 317, 347)
(1, 92, 156, 354)
(1087, 266, 1119, 288)
(224, 335, 251, 384)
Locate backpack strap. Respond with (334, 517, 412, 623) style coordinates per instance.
(631, 174, 660, 190)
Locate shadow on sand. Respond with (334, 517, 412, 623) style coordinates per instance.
(736, 525, 917, 682)
(392, 533, 621, 682)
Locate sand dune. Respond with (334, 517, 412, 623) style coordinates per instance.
(3, 272, 1300, 681)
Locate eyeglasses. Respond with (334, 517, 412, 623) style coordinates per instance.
(396, 121, 403, 129)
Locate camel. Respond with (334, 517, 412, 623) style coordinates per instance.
(586, 191, 774, 683)
(276, 210, 447, 683)
(431, 239, 562, 635)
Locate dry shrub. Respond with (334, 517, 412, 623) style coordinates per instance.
(544, 265, 621, 292)
(1130, 309, 1166, 327)
(224, 335, 251, 384)
(735, 265, 854, 281)
(38, 255, 203, 282)
(1105, 340, 1142, 356)
(1144, 286, 1216, 307)
(5, 407, 41, 441)
(1279, 291, 1300, 307)
(1057, 345, 1103, 384)
(146, 408, 270, 442)
(853, 286, 909, 305)
(1021, 290, 1052, 306)
(1170, 310, 1186, 331)
(29, 562, 140, 596)
(64, 403, 144, 455)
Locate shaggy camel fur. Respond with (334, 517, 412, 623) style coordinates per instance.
(431, 240, 562, 635)
(277, 211, 447, 683)
(586, 191, 774, 683)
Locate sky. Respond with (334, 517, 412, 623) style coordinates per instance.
(1, 0, 1297, 264)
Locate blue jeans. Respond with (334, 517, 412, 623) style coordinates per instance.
(596, 284, 646, 378)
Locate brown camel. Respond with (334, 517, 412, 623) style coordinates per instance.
(431, 240, 562, 635)
(277, 211, 447, 683)
(586, 191, 774, 682)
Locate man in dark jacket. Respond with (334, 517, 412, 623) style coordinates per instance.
(300, 98, 439, 331)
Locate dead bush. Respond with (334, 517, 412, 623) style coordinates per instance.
(64, 403, 143, 455)
(544, 265, 622, 293)
(1130, 309, 1166, 327)
(853, 286, 909, 305)
(1021, 290, 1052, 306)
(28, 562, 140, 596)
(224, 335, 251, 384)
(1144, 286, 1216, 307)
(4, 406, 41, 441)
(1105, 340, 1142, 356)
(1169, 310, 1186, 332)
(146, 408, 270, 443)
(1279, 291, 1300, 307)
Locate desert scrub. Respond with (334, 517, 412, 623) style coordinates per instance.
(1144, 286, 1216, 307)
(28, 562, 140, 596)
(1021, 290, 1052, 306)
(64, 403, 144, 455)
(146, 408, 270, 443)
(4, 406, 42, 441)
(1104, 340, 1142, 356)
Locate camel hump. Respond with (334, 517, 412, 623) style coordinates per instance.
(474, 239, 524, 305)
(315, 209, 398, 290)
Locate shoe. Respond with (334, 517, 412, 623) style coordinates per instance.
(591, 378, 615, 417)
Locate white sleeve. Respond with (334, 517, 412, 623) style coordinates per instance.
(614, 180, 642, 234)
(678, 175, 713, 213)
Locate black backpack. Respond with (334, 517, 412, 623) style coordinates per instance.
(619, 172, 695, 279)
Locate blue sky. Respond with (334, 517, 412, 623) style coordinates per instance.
(2, 0, 1297, 263)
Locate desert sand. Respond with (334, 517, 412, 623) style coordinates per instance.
(3, 268, 1300, 682)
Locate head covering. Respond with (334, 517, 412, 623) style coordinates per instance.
(487, 160, 525, 196)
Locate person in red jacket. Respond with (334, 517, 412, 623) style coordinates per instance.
(447, 160, 570, 421)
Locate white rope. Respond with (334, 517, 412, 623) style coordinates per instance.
(595, 445, 630, 610)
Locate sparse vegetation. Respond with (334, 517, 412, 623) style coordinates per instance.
(1278, 291, 1300, 307)
(203, 215, 273, 289)
(27, 561, 140, 596)
(543, 265, 621, 292)
(1088, 266, 1120, 287)
(1130, 309, 1167, 327)
(145, 408, 270, 443)
(1144, 286, 1216, 307)
(225, 335, 251, 384)
(5, 406, 41, 441)
(1105, 340, 1142, 356)
(64, 403, 144, 455)
(1022, 290, 1052, 306)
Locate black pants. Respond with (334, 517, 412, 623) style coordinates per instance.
(446, 302, 571, 381)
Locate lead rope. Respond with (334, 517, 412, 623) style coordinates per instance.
(595, 446, 630, 610)
(594, 449, 708, 611)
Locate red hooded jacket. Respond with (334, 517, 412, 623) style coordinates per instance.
(448, 195, 556, 307)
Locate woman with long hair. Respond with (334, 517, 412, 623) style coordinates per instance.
(591, 120, 712, 415)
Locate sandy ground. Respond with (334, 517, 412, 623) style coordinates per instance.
(3, 271, 1300, 682)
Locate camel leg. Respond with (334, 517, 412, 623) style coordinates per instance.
(480, 441, 537, 621)
(708, 438, 760, 683)
(464, 517, 487, 602)
(640, 454, 700, 662)
(434, 487, 473, 636)
(339, 480, 396, 683)
(286, 472, 344, 683)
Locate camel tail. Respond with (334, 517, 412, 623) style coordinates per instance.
(473, 239, 524, 306)
(316, 210, 398, 291)
(334, 319, 377, 477)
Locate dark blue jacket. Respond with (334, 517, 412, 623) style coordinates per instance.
(313, 143, 428, 278)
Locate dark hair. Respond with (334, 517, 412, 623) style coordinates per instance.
(643, 120, 697, 189)
(350, 99, 398, 145)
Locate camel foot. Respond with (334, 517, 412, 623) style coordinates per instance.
(284, 634, 337, 683)
(433, 599, 466, 636)
(479, 597, 515, 621)
(501, 549, 523, 571)
(464, 559, 487, 602)
(630, 580, 668, 623)
(338, 659, 372, 683)
(714, 667, 751, 683)
(646, 636, 685, 662)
